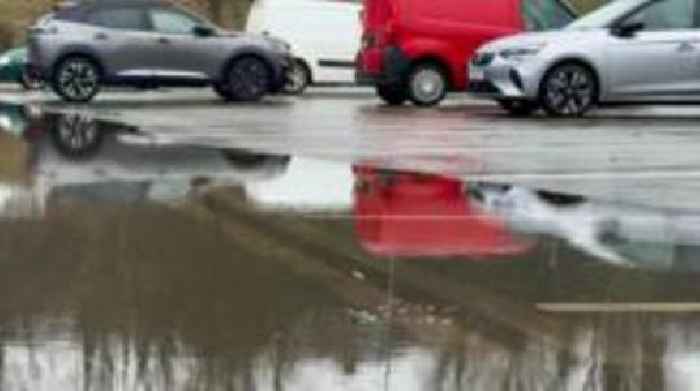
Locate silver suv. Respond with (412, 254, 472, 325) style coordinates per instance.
(29, 0, 292, 103)
(469, 0, 700, 117)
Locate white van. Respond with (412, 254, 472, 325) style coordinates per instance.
(246, 0, 362, 94)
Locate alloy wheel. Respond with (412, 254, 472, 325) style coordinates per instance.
(52, 113, 103, 158)
(54, 58, 100, 102)
(228, 57, 270, 102)
(541, 64, 596, 117)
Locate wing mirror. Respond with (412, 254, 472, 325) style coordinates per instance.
(193, 25, 215, 37)
(611, 21, 645, 38)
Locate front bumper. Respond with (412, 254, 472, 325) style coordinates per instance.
(270, 54, 293, 93)
(467, 55, 545, 101)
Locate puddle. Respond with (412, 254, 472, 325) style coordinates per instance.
(1, 103, 700, 389)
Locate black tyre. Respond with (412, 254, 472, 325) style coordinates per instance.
(283, 59, 311, 95)
(498, 100, 538, 117)
(20, 68, 44, 90)
(52, 56, 101, 103)
(213, 82, 233, 101)
(407, 63, 448, 106)
(376, 83, 407, 105)
(539, 63, 597, 117)
(226, 56, 271, 102)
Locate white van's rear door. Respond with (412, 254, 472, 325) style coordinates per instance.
(313, 1, 362, 83)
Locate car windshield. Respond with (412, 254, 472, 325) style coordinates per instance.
(567, 0, 652, 29)
(522, 0, 576, 31)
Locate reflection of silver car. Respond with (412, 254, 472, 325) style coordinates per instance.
(29, 0, 291, 102)
(468, 0, 700, 117)
(0, 105, 292, 217)
(469, 183, 700, 270)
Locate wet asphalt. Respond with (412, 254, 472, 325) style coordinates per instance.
(1, 85, 700, 389)
(9, 85, 700, 209)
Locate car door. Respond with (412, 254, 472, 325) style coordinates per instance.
(146, 7, 210, 80)
(314, 1, 362, 82)
(84, 6, 154, 79)
(607, 0, 700, 98)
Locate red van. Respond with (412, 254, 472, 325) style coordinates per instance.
(353, 165, 534, 258)
(357, 0, 575, 106)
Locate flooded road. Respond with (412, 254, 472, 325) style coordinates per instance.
(11, 88, 700, 210)
(1, 100, 700, 390)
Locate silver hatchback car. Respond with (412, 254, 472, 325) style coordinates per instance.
(29, 0, 292, 103)
(469, 0, 700, 117)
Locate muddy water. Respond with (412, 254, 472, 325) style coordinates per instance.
(0, 104, 699, 390)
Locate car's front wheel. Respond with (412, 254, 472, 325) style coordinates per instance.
(539, 63, 597, 117)
(225, 56, 271, 102)
(498, 100, 538, 117)
(52, 56, 101, 103)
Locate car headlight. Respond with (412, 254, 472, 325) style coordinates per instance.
(499, 43, 547, 60)
(0, 56, 10, 66)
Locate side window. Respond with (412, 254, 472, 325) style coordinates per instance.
(87, 8, 148, 30)
(150, 9, 202, 34)
(522, 0, 574, 31)
(626, 0, 694, 30)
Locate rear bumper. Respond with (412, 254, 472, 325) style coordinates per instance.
(0, 65, 23, 82)
(356, 46, 411, 86)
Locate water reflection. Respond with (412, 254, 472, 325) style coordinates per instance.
(246, 158, 352, 211)
(3, 104, 700, 389)
(0, 104, 291, 217)
(353, 165, 534, 258)
(470, 182, 700, 271)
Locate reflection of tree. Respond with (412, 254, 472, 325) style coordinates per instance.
(0, 193, 695, 389)
(422, 314, 678, 391)
(0, 200, 363, 390)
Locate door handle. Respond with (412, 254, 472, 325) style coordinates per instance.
(94, 32, 108, 40)
(158, 37, 171, 44)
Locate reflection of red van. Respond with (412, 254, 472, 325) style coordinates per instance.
(357, 0, 575, 106)
(353, 165, 533, 258)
